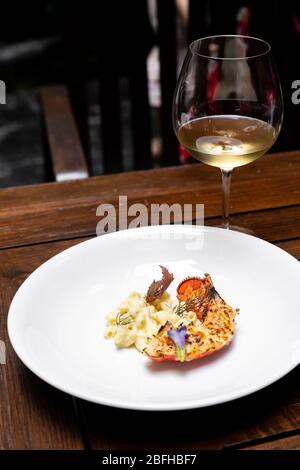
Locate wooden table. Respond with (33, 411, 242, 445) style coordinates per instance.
(1, 150, 300, 450)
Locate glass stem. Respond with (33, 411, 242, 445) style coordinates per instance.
(221, 168, 233, 229)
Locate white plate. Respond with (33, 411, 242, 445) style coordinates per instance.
(8, 225, 300, 411)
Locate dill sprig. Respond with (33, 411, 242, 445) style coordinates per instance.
(172, 296, 203, 316)
(116, 312, 133, 326)
(172, 287, 217, 318)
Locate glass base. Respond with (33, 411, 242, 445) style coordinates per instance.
(218, 224, 255, 236)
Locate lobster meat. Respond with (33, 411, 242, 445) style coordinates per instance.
(145, 274, 238, 362)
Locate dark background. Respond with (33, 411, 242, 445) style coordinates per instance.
(0, 0, 299, 188)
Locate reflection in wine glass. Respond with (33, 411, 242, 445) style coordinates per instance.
(214, 37, 257, 102)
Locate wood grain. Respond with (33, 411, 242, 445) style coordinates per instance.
(0, 239, 85, 449)
(206, 205, 300, 242)
(239, 432, 300, 450)
(40, 86, 89, 182)
(277, 239, 300, 259)
(0, 151, 300, 249)
(0, 202, 299, 253)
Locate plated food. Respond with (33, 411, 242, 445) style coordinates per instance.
(8, 225, 300, 409)
(105, 266, 239, 362)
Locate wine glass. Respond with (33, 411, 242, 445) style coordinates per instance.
(173, 35, 283, 231)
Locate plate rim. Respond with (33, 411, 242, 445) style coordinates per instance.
(7, 225, 300, 411)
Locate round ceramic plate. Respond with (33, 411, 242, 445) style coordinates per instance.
(8, 225, 300, 411)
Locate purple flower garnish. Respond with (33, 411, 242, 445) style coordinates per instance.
(168, 326, 188, 348)
(168, 326, 189, 362)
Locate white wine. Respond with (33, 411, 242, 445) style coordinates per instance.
(178, 115, 276, 169)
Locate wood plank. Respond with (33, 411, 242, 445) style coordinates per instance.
(207, 205, 300, 243)
(277, 239, 300, 260)
(0, 209, 299, 259)
(1, 151, 300, 249)
(0, 239, 85, 449)
(0, 199, 299, 253)
(1, 150, 300, 212)
(240, 432, 300, 450)
(0, 202, 299, 252)
(40, 85, 89, 182)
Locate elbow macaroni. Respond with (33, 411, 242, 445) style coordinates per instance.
(105, 291, 195, 352)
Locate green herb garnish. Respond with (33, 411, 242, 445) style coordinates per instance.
(116, 312, 133, 326)
(172, 296, 203, 316)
